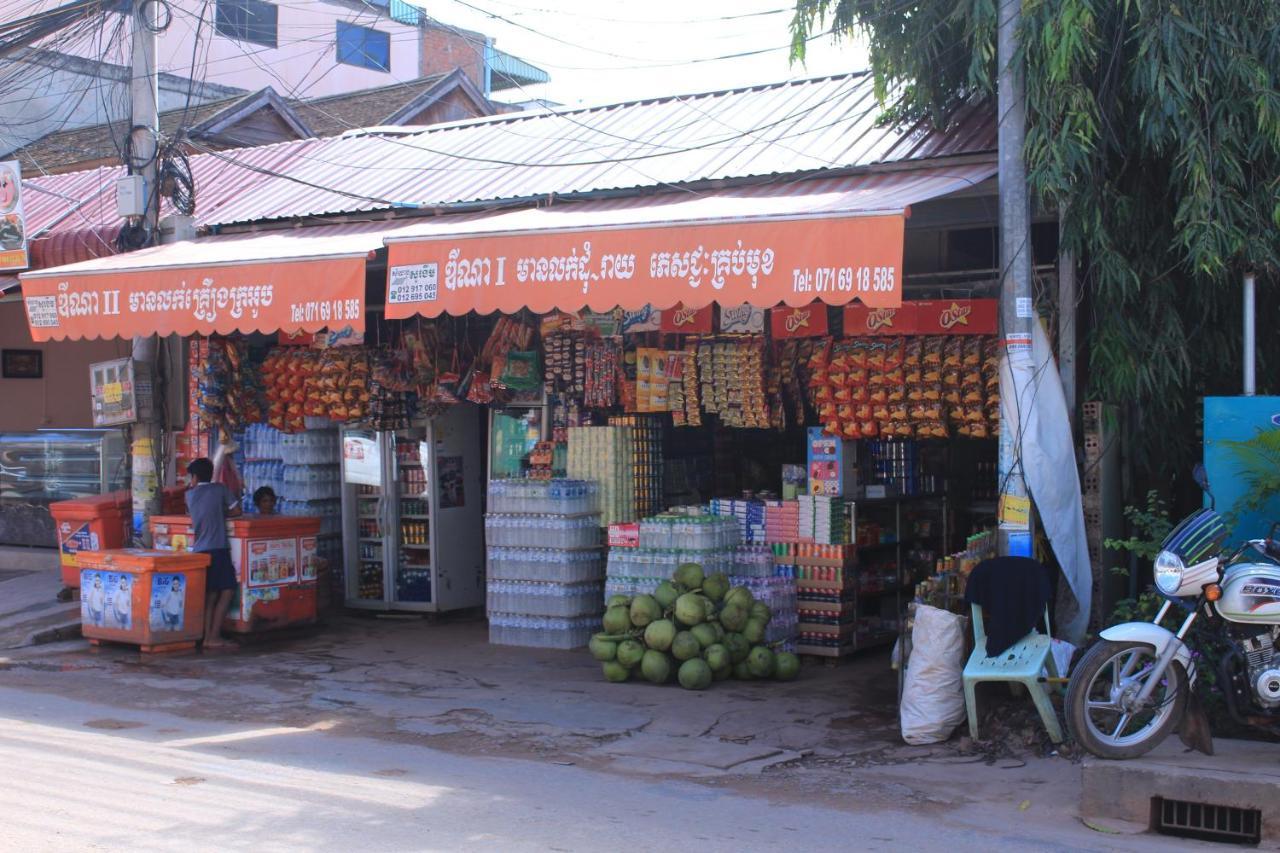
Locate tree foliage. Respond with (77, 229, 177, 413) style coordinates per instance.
(792, 0, 1280, 486)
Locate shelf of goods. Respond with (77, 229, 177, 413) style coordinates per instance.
(771, 495, 945, 659)
(605, 513, 798, 650)
(485, 479, 604, 649)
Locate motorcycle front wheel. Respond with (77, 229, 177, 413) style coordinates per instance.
(1065, 640, 1187, 760)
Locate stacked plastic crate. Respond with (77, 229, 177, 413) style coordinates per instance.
(485, 479, 604, 649)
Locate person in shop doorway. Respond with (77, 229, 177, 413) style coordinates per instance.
(186, 457, 241, 650)
(253, 486, 277, 515)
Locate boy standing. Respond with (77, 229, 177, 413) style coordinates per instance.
(185, 457, 241, 649)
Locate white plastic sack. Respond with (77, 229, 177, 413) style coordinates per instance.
(900, 604, 968, 745)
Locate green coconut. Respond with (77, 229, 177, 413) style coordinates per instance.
(674, 562, 704, 590)
(630, 594, 662, 628)
(603, 605, 631, 635)
(774, 652, 800, 681)
(640, 649, 673, 684)
(743, 617, 767, 645)
(677, 658, 713, 690)
(616, 639, 646, 669)
(719, 602, 749, 633)
(732, 660, 756, 681)
(711, 621, 726, 641)
(607, 594, 631, 608)
(750, 601, 772, 624)
(702, 572, 730, 603)
(724, 632, 750, 663)
(724, 586, 754, 610)
(589, 633, 618, 662)
(690, 622, 718, 649)
(602, 661, 630, 682)
(674, 593, 706, 627)
(671, 630, 702, 661)
(643, 618, 677, 652)
(653, 580, 680, 610)
(748, 645, 776, 679)
(703, 643, 730, 673)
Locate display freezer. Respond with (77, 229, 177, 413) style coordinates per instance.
(341, 403, 484, 612)
(0, 430, 127, 547)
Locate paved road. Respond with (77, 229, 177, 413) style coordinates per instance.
(0, 686, 1204, 853)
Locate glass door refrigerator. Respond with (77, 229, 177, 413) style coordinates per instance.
(341, 403, 484, 613)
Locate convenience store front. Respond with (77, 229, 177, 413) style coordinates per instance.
(374, 165, 1007, 658)
(17, 163, 1014, 658)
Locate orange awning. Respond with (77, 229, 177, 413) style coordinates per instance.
(17, 221, 417, 342)
(383, 165, 994, 319)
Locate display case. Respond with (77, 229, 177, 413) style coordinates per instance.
(341, 403, 485, 612)
(0, 430, 127, 547)
(487, 401, 547, 481)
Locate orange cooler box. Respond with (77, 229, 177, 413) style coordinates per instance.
(50, 492, 132, 588)
(77, 549, 210, 653)
(150, 514, 322, 634)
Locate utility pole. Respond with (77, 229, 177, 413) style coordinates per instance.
(128, 0, 163, 544)
(996, 0, 1034, 556)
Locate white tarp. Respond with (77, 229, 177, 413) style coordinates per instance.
(999, 320, 1092, 643)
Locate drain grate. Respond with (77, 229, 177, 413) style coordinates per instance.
(1153, 797, 1262, 845)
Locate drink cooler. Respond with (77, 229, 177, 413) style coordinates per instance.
(50, 488, 189, 589)
(76, 549, 210, 653)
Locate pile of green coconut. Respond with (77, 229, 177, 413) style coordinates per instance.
(590, 562, 800, 689)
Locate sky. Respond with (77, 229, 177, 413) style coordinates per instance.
(408, 0, 871, 106)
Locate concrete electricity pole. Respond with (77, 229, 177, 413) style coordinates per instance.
(128, 0, 163, 544)
(996, 0, 1034, 554)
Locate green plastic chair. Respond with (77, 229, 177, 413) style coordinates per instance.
(962, 603, 1064, 743)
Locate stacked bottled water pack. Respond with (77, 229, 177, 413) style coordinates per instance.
(484, 547, 603, 583)
(486, 581, 603, 617)
(604, 509, 798, 650)
(483, 514, 601, 549)
(486, 479, 604, 650)
(487, 480, 599, 515)
(487, 615, 597, 649)
(236, 424, 345, 591)
(605, 510, 740, 603)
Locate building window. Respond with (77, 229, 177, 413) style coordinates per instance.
(336, 22, 391, 72)
(215, 0, 277, 48)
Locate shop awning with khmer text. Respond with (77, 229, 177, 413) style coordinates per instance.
(382, 164, 995, 319)
(16, 221, 421, 342)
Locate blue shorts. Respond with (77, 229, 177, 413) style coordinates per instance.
(201, 548, 237, 593)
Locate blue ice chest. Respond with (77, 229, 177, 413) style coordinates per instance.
(1204, 396, 1280, 545)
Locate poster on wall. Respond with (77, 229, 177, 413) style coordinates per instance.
(438, 455, 466, 509)
(149, 573, 186, 632)
(80, 570, 133, 629)
(246, 538, 298, 587)
(0, 160, 27, 271)
(343, 432, 383, 486)
(299, 536, 319, 581)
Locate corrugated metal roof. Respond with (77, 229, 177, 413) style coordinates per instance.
(20, 73, 995, 264)
(184, 73, 995, 226)
(381, 164, 998, 242)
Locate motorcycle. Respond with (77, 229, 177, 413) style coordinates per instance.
(1065, 465, 1280, 759)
